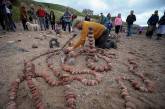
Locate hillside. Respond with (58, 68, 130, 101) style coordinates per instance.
(11, 0, 139, 29)
(12, 0, 85, 21)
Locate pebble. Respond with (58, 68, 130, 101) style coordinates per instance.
(32, 44, 38, 48)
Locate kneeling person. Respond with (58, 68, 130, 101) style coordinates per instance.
(72, 20, 117, 49)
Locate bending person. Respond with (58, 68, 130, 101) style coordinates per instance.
(70, 20, 117, 49)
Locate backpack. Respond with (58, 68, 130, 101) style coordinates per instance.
(103, 39, 117, 49)
(107, 22, 113, 29)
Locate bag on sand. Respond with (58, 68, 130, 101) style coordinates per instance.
(104, 39, 117, 49)
(49, 38, 60, 48)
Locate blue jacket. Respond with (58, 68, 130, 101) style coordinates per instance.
(63, 11, 72, 23)
(100, 15, 106, 25)
(104, 16, 111, 24)
(104, 16, 112, 29)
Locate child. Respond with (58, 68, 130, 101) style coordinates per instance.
(114, 13, 122, 42)
(50, 10, 55, 30)
(20, 3, 28, 30)
(114, 13, 122, 35)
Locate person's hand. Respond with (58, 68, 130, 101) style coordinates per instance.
(63, 46, 73, 54)
(67, 46, 73, 51)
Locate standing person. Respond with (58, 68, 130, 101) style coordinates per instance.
(49, 10, 55, 30)
(126, 10, 136, 36)
(105, 13, 112, 33)
(28, 4, 38, 24)
(72, 14, 77, 22)
(60, 16, 65, 31)
(37, 5, 46, 31)
(157, 11, 165, 40)
(63, 8, 72, 32)
(71, 14, 77, 31)
(114, 13, 122, 35)
(0, 0, 5, 31)
(4, 0, 16, 31)
(146, 10, 159, 38)
(85, 14, 91, 21)
(45, 11, 50, 30)
(100, 13, 106, 25)
(20, 3, 28, 31)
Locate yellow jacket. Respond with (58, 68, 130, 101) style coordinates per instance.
(73, 21, 106, 48)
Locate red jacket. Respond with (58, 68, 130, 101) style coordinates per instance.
(37, 9, 46, 17)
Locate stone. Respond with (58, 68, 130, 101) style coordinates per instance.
(126, 102, 136, 109)
(17, 39, 22, 42)
(67, 58, 76, 65)
(49, 38, 60, 48)
(125, 96, 132, 102)
(32, 44, 38, 48)
(18, 33, 23, 35)
(7, 41, 15, 44)
(6, 101, 16, 109)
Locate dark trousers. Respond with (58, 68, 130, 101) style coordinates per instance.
(51, 24, 55, 30)
(127, 24, 133, 36)
(5, 14, 16, 31)
(45, 20, 49, 29)
(61, 21, 65, 31)
(0, 15, 5, 30)
(115, 26, 121, 34)
(64, 22, 71, 32)
(146, 25, 156, 38)
(51, 22, 55, 30)
(95, 29, 117, 49)
(22, 19, 28, 30)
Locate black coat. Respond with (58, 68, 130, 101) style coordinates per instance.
(126, 14, 136, 25)
(147, 14, 159, 26)
(50, 14, 55, 24)
(0, 3, 6, 16)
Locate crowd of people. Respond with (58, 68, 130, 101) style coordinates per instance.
(94, 10, 164, 40)
(0, 1, 165, 48)
(83, 10, 136, 38)
(19, 3, 77, 32)
(0, 0, 78, 32)
(70, 10, 165, 50)
(146, 10, 165, 40)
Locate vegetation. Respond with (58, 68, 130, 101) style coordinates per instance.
(12, 6, 20, 22)
(11, 0, 140, 28)
(12, 0, 85, 21)
(38, 2, 85, 16)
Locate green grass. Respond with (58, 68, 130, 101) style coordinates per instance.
(36, 2, 85, 17)
(48, 9, 64, 21)
(12, 6, 20, 22)
(12, 0, 85, 21)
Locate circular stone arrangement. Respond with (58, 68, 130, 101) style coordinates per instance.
(7, 28, 155, 109)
